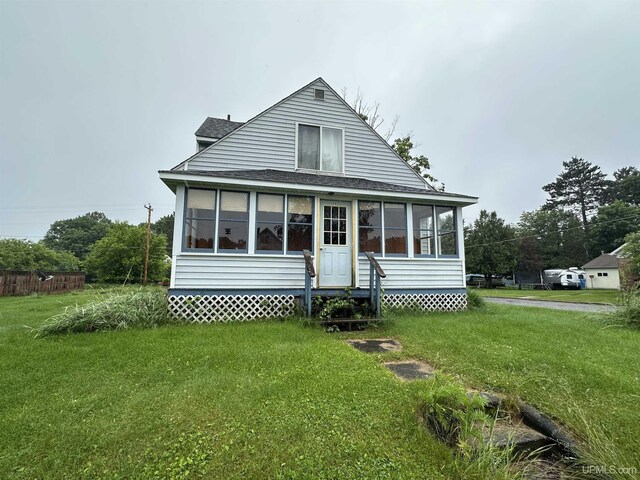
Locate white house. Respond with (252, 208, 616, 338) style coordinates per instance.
(582, 244, 626, 290)
(159, 78, 478, 322)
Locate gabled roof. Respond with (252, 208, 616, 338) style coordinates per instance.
(158, 168, 478, 205)
(171, 77, 433, 190)
(195, 117, 244, 139)
(582, 254, 619, 269)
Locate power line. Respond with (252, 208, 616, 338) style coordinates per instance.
(466, 213, 640, 249)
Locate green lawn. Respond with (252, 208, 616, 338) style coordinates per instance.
(474, 287, 620, 304)
(1, 289, 638, 478)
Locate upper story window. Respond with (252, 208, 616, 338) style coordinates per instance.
(297, 124, 343, 173)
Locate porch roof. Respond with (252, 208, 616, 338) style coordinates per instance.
(159, 169, 478, 205)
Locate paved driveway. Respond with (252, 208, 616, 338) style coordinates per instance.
(484, 297, 617, 313)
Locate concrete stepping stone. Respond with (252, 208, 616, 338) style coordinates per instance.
(346, 338, 402, 353)
(384, 360, 436, 381)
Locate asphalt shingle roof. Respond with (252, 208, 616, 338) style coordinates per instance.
(159, 168, 476, 200)
(582, 254, 619, 269)
(195, 117, 244, 139)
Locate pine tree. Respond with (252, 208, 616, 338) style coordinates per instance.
(542, 157, 607, 233)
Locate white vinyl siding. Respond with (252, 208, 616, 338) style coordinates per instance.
(187, 80, 427, 189)
(584, 268, 620, 289)
(173, 255, 306, 289)
(357, 258, 465, 289)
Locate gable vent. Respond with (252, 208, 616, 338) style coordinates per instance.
(314, 88, 325, 100)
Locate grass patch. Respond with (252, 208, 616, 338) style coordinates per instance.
(601, 289, 640, 329)
(34, 287, 175, 337)
(2, 288, 638, 478)
(370, 306, 640, 473)
(474, 288, 620, 304)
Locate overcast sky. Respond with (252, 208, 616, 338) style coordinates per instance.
(1, 0, 639, 240)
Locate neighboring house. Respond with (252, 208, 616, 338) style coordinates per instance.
(582, 244, 627, 289)
(159, 78, 478, 321)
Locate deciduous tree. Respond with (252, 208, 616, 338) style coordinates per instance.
(0, 239, 79, 271)
(465, 210, 518, 286)
(43, 212, 112, 260)
(589, 201, 640, 255)
(151, 213, 174, 256)
(391, 135, 440, 186)
(516, 208, 588, 269)
(84, 223, 167, 283)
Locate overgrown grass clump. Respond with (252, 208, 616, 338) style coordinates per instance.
(416, 375, 521, 480)
(465, 289, 485, 309)
(602, 289, 640, 329)
(34, 288, 175, 337)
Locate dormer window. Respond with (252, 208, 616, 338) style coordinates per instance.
(297, 124, 343, 173)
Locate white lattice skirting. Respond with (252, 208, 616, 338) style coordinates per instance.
(383, 293, 467, 312)
(168, 294, 296, 323)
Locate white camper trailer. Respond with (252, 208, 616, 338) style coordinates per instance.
(543, 268, 586, 290)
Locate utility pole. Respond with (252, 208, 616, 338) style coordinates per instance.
(144, 204, 153, 286)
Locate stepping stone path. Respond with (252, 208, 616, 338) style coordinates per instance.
(345, 338, 402, 353)
(384, 360, 435, 381)
(346, 338, 578, 478)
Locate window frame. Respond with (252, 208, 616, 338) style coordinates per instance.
(357, 200, 383, 257)
(182, 187, 217, 252)
(255, 193, 285, 255)
(286, 195, 315, 255)
(295, 122, 346, 175)
(435, 206, 458, 258)
(411, 203, 436, 258)
(383, 202, 408, 257)
(217, 190, 250, 254)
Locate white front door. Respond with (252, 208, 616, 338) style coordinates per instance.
(319, 200, 352, 287)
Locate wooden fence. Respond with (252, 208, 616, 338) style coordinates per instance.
(0, 271, 86, 296)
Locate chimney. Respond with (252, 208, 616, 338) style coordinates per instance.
(227, 114, 231, 121)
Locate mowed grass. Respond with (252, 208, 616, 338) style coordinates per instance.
(0, 290, 450, 480)
(474, 287, 620, 304)
(1, 289, 639, 478)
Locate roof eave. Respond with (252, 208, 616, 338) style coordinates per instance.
(158, 170, 479, 206)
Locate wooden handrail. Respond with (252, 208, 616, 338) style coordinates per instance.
(302, 249, 316, 278)
(364, 252, 386, 278)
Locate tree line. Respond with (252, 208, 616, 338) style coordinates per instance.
(465, 159, 640, 285)
(0, 212, 175, 284)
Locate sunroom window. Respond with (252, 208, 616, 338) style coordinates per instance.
(256, 193, 284, 253)
(218, 191, 249, 252)
(436, 206, 457, 256)
(412, 204, 435, 256)
(183, 189, 216, 249)
(287, 196, 314, 253)
(384, 203, 407, 255)
(358, 201, 382, 254)
(297, 124, 343, 173)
